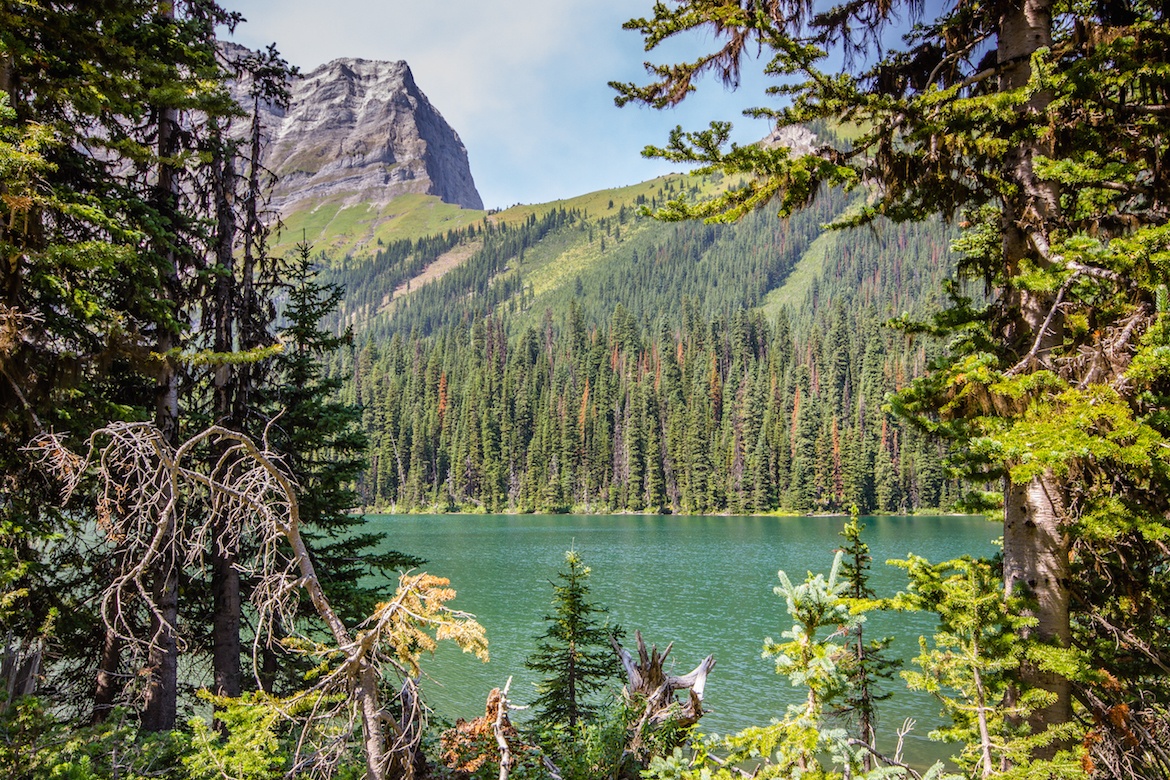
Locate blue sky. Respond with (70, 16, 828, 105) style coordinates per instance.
(221, 1, 775, 210)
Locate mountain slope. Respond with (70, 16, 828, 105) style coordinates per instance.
(322, 173, 958, 343)
(306, 142, 967, 517)
(328, 179, 966, 516)
(225, 43, 484, 256)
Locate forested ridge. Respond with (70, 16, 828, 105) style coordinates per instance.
(318, 178, 966, 514)
(342, 295, 958, 515)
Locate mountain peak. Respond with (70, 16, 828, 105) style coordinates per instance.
(227, 44, 483, 216)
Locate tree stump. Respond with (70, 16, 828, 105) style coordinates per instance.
(610, 630, 715, 758)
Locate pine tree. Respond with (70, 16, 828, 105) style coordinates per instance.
(1, 0, 247, 726)
(267, 239, 423, 633)
(889, 555, 1071, 777)
(526, 550, 622, 728)
(643, 388, 666, 512)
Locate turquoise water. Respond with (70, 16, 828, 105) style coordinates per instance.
(365, 513, 1000, 762)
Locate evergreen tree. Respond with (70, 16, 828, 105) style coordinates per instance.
(650, 551, 944, 779)
(343, 301, 961, 517)
(614, 0, 1170, 755)
(1, 0, 250, 726)
(526, 550, 622, 728)
(890, 555, 1075, 777)
(266, 239, 424, 632)
(837, 513, 901, 769)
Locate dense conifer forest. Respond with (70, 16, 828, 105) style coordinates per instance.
(315, 185, 966, 515)
(341, 303, 958, 515)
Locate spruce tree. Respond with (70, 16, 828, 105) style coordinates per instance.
(1, 0, 246, 725)
(266, 239, 422, 633)
(526, 550, 622, 728)
(613, 0, 1170, 755)
(837, 513, 900, 769)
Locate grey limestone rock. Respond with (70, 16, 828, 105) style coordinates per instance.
(759, 124, 819, 157)
(226, 42, 483, 214)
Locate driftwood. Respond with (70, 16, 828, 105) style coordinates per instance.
(493, 681, 514, 780)
(611, 630, 714, 729)
(610, 630, 715, 763)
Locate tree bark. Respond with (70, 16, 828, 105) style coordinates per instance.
(996, 0, 1073, 745)
(141, 552, 179, 731)
(1, 637, 41, 713)
(0, 47, 11, 98)
(494, 678, 514, 780)
(1003, 474, 1072, 733)
(210, 117, 242, 701)
(91, 627, 121, 724)
(610, 630, 715, 729)
(141, 0, 181, 731)
(211, 554, 241, 699)
(357, 665, 389, 780)
(143, 310, 180, 730)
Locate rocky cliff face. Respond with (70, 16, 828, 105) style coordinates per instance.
(227, 43, 483, 214)
(760, 125, 819, 156)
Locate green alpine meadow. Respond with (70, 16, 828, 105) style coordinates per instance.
(2, 1, 1169, 779)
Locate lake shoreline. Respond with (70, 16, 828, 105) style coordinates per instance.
(360, 506, 983, 519)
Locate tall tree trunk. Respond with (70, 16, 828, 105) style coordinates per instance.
(143, 303, 180, 731)
(358, 665, 390, 780)
(259, 627, 281, 694)
(143, 308, 180, 731)
(142, 549, 179, 731)
(997, 0, 1073, 745)
(142, 1, 181, 730)
(0, 48, 11, 98)
(90, 627, 121, 724)
(210, 118, 242, 700)
(1003, 475, 1072, 731)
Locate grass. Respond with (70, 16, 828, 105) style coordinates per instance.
(487, 172, 731, 229)
(283, 168, 747, 328)
(342, 173, 704, 313)
(272, 194, 487, 259)
(758, 229, 840, 318)
(484, 171, 732, 304)
(275, 168, 726, 264)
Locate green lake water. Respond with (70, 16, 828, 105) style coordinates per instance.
(366, 513, 1001, 763)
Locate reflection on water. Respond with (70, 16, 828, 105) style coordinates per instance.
(364, 513, 1000, 765)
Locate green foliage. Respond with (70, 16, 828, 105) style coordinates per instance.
(889, 555, 1084, 777)
(643, 551, 956, 780)
(532, 697, 644, 780)
(185, 692, 288, 780)
(347, 299, 960, 515)
(326, 154, 965, 521)
(764, 552, 856, 717)
(526, 550, 623, 728)
(837, 515, 901, 758)
(265, 239, 423, 636)
(613, 0, 1170, 766)
(0, 700, 194, 780)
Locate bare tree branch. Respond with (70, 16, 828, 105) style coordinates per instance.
(31, 422, 487, 780)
